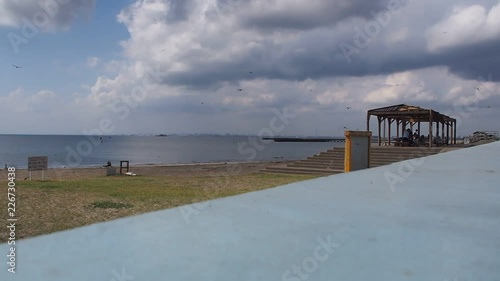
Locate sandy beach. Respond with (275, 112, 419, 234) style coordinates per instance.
(0, 161, 291, 181)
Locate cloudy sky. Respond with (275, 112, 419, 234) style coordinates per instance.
(1, 0, 499, 136)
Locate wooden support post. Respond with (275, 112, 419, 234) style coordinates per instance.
(387, 118, 393, 146)
(429, 110, 433, 147)
(446, 122, 450, 145)
(377, 116, 382, 146)
(454, 120, 457, 144)
(383, 117, 386, 145)
(366, 113, 370, 132)
(396, 120, 400, 139)
(436, 120, 440, 146)
(441, 121, 445, 145)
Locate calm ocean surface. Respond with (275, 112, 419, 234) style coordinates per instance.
(0, 135, 343, 169)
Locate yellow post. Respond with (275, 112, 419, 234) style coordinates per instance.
(344, 130, 372, 172)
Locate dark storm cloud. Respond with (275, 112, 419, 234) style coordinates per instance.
(159, 30, 424, 88)
(123, 0, 500, 88)
(444, 39, 500, 81)
(2, 0, 94, 30)
(239, 0, 391, 30)
(341, 36, 500, 82)
(162, 36, 500, 89)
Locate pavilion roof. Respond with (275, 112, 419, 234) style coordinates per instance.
(367, 104, 456, 123)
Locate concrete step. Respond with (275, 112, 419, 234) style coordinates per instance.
(288, 163, 343, 169)
(370, 155, 430, 162)
(384, 151, 441, 155)
(372, 151, 436, 156)
(260, 145, 462, 175)
(371, 148, 443, 153)
(370, 162, 399, 167)
(370, 155, 436, 161)
(294, 160, 413, 169)
(322, 150, 438, 154)
(315, 150, 343, 154)
(372, 154, 436, 160)
(371, 161, 405, 165)
(303, 159, 406, 164)
(261, 170, 326, 175)
(308, 156, 343, 160)
(303, 155, 434, 164)
(370, 152, 439, 157)
(370, 160, 405, 166)
(294, 159, 341, 164)
(263, 166, 343, 175)
(323, 149, 344, 153)
(317, 152, 344, 156)
(371, 158, 409, 163)
(294, 159, 344, 164)
(315, 153, 343, 158)
(295, 161, 343, 167)
(371, 150, 439, 154)
(304, 160, 342, 164)
(305, 158, 338, 162)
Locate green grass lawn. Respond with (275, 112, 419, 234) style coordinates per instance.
(0, 173, 319, 242)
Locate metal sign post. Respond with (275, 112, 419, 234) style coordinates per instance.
(120, 161, 130, 174)
(28, 156, 48, 181)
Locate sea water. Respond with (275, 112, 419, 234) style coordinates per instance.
(0, 135, 343, 169)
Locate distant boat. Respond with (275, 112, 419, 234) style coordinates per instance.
(156, 134, 167, 137)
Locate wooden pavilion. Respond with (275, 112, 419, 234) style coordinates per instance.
(366, 104, 457, 147)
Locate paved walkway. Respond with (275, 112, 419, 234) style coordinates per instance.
(2, 142, 499, 280)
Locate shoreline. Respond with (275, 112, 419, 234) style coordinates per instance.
(0, 161, 291, 181)
(2, 157, 296, 170)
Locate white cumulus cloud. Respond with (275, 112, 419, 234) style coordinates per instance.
(426, 3, 500, 52)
